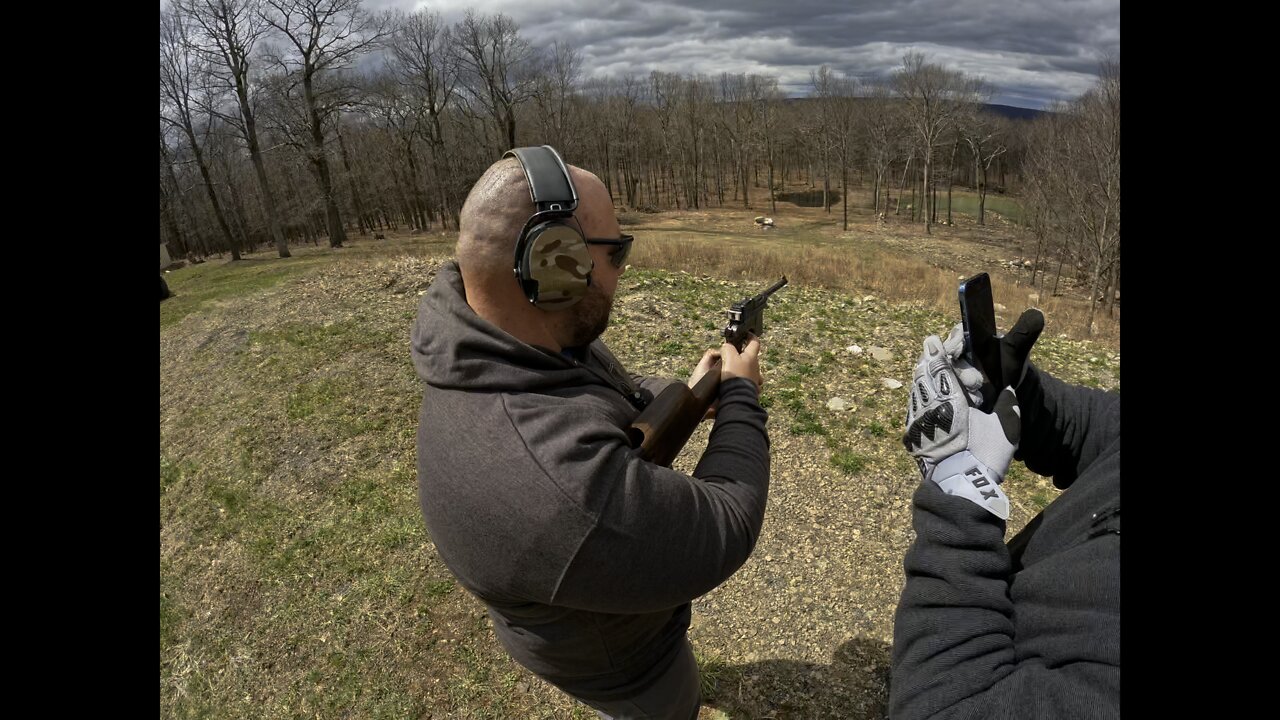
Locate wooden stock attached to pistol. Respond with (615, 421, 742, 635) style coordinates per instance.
(626, 276, 787, 467)
(626, 362, 721, 467)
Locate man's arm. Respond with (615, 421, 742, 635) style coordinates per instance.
(549, 377, 770, 613)
(1015, 365, 1121, 489)
(890, 481, 1119, 720)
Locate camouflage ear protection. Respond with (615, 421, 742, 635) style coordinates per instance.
(504, 145, 594, 309)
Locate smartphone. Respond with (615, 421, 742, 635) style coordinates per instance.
(958, 273, 1001, 411)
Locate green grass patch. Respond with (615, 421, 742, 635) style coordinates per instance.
(787, 406, 826, 436)
(160, 257, 326, 329)
(1030, 489, 1053, 510)
(831, 450, 868, 475)
(695, 648, 739, 701)
(944, 191, 1026, 224)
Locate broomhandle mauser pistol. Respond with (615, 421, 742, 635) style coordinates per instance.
(627, 276, 788, 466)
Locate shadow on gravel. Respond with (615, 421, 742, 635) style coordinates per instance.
(708, 636, 891, 719)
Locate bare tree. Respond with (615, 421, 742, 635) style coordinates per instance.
(453, 10, 536, 155)
(259, 0, 387, 248)
(958, 81, 1008, 226)
(651, 71, 681, 207)
(1064, 62, 1121, 334)
(363, 69, 431, 230)
(1019, 61, 1120, 331)
(714, 73, 749, 207)
(749, 75, 782, 214)
(531, 41, 582, 154)
(860, 82, 903, 220)
(388, 7, 459, 227)
(811, 66, 860, 229)
(159, 125, 194, 258)
(1019, 115, 1067, 290)
(810, 66, 837, 215)
(177, 0, 291, 257)
(893, 52, 975, 234)
(161, 7, 242, 260)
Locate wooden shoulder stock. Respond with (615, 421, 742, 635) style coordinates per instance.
(627, 363, 721, 467)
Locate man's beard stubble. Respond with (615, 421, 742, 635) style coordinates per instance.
(567, 282, 614, 348)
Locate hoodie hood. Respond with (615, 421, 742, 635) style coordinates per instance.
(411, 261, 608, 395)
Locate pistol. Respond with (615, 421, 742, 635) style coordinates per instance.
(628, 276, 788, 466)
(724, 276, 788, 351)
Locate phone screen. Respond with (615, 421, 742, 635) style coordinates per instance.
(959, 273, 1001, 410)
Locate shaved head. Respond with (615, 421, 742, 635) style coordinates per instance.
(455, 158, 533, 281)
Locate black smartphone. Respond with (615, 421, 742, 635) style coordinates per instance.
(959, 273, 1001, 411)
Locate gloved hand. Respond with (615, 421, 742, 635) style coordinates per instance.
(996, 308, 1045, 390)
(941, 308, 1045, 397)
(903, 332, 1022, 520)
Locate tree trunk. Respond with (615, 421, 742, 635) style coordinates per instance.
(302, 67, 346, 247)
(226, 179, 252, 253)
(823, 149, 831, 214)
(389, 159, 414, 227)
(1106, 263, 1119, 316)
(946, 139, 958, 225)
(159, 182, 187, 260)
(713, 144, 724, 206)
(896, 154, 913, 216)
(237, 81, 290, 258)
(336, 127, 369, 236)
(186, 124, 241, 260)
(768, 146, 776, 215)
(405, 145, 429, 230)
(159, 131, 190, 258)
(1031, 232, 1045, 289)
(1086, 255, 1104, 336)
(841, 155, 848, 231)
(978, 157, 988, 226)
(923, 148, 932, 235)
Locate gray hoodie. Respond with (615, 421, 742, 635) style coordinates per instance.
(412, 262, 770, 701)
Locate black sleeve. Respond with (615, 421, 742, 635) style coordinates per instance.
(889, 481, 1119, 720)
(1015, 364, 1121, 489)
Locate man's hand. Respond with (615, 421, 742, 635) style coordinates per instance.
(722, 335, 763, 394)
(689, 348, 722, 420)
(903, 333, 1021, 520)
(688, 348, 721, 388)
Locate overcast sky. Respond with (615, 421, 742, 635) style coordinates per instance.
(164, 0, 1118, 109)
(364, 0, 1118, 109)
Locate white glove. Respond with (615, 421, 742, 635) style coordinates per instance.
(902, 332, 1021, 520)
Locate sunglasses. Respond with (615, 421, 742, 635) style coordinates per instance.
(584, 234, 635, 268)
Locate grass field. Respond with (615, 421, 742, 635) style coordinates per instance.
(161, 203, 1118, 719)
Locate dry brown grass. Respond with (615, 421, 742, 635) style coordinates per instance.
(629, 231, 1119, 349)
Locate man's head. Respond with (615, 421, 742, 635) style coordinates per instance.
(456, 156, 627, 350)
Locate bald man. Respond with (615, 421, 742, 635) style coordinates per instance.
(411, 151, 771, 719)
